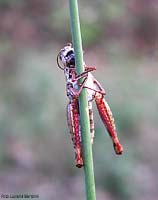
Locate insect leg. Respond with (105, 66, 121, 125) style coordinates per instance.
(69, 76, 88, 98)
(88, 101, 95, 144)
(67, 100, 83, 168)
(74, 66, 96, 81)
(95, 94, 123, 154)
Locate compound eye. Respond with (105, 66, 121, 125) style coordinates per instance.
(66, 50, 74, 57)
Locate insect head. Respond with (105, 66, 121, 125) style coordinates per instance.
(57, 43, 75, 70)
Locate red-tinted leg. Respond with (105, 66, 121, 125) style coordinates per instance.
(95, 94, 123, 154)
(67, 100, 83, 167)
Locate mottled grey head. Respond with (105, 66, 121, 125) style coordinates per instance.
(57, 43, 75, 70)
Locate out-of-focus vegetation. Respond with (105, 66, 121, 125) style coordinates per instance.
(0, 0, 157, 199)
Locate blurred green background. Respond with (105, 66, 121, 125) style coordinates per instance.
(0, 0, 157, 199)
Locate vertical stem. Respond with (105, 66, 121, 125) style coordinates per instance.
(69, 0, 96, 200)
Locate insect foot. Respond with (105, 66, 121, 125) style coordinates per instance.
(75, 147, 84, 168)
(113, 138, 123, 155)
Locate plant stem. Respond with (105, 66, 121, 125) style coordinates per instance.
(69, 0, 96, 200)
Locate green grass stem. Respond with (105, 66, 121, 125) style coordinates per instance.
(69, 0, 96, 200)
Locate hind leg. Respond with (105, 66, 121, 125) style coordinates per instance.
(88, 101, 95, 144)
(67, 100, 83, 168)
(95, 94, 123, 154)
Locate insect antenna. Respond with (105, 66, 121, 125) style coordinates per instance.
(57, 52, 65, 70)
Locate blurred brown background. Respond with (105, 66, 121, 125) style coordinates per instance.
(0, 0, 157, 199)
